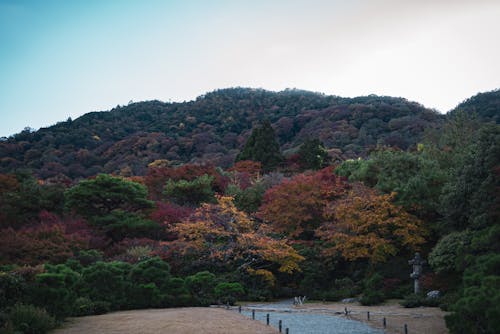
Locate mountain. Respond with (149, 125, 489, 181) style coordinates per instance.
(1, 87, 447, 179)
(448, 89, 500, 124)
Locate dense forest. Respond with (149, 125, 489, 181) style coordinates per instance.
(1, 88, 445, 179)
(0, 88, 498, 334)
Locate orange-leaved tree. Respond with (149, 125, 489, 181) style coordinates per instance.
(257, 167, 348, 238)
(316, 184, 427, 263)
(169, 196, 303, 279)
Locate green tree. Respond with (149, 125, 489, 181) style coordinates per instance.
(184, 271, 216, 306)
(214, 282, 244, 305)
(440, 124, 500, 232)
(93, 210, 160, 241)
(29, 264, 81, 318)
(81, 261, 133, 308)
(236, 121, 283, 172)
(297, 138, 330, 170)
(164, 174, 215, 206)
(446, 254, 500, 334)
(65, 174, 153, 219)
(429, 230, 473, 274)
(65, 174, 157, 240)
(336, 150, 447, 219)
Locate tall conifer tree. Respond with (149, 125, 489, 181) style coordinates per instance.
(236, 120, 283, 172)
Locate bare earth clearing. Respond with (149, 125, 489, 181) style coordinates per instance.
(299, 301, 449, 334)
(51, 308, 278, 334)
(51, 301, 447, 334)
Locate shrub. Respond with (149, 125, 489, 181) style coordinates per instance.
(185, 271, 216, 306)
(0, 272, 26, 310)
(445, 254, 500, 334)
(360, 290, 385, 305)
(8, 304, 56, 334)
(76, 250, 103, 266)
(29, 268, 79, 318)
(81, 261, 132, 309)
(163, 277, 191, 307)
(91, 301, 111, 315)
(71, 297, 109, 316)
(400, 293, 442, 308)
(72, 297, 94, 316)
(360, 273, 385, 305)
(69, 296, 112, 316)
(214, 282, 244, 305)
(400, 294, 424, 308)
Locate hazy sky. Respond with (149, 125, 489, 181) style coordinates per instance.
(1, 0, 499, 137)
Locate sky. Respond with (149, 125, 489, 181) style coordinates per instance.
(1, 0, 499, 137)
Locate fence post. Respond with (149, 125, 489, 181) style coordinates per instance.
(266, 313, 270, 326)
(367, 311, 370, 320)
(252, 309, 255, 320)
(404, 323, 408, 334)
(383, 317, 386, 328)
(238, 305, 241, 313)
(278, 320, 282, 333)
(285, 328, 289, 334)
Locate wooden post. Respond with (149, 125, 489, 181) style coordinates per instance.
(344, 307, 348, 315)
(266, 313, 270, 325)
(285, 328, 289, 334)
(238, 305, 241, 313)
(367, 311, 370, 320)
(404, 323, 408, 334)
(383, 317, 386, 328)
(278, 320, 282, 332)
(252, 309, 255, 320)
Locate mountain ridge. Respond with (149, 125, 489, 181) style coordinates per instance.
(1, 87, 498, 179)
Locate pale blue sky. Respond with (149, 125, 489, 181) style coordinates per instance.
(1, 0, 499, 137)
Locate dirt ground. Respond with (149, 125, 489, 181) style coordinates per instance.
(299, 300, 449, 334)
(51, 301, 448, 334)
(51, 307, 278, 334)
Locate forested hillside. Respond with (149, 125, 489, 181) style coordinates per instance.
(449, 89, 500, 123)
(0, 88, 498, 334)
(0, 88, 442, 179)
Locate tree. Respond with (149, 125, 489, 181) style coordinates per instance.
(65, 174, 154, 219)
(297, 138, 330, 170)
(440, 124, 500, 232)
(316, 184, 427, 263)
(335, 149, 447, 219)
(164, 174, 215, 206)
(214, 282, 244, 305)
(169, 196, 303, 278)
(65, 174, 158, 240)
(0, 171, 66, 228)
(445, 254, 500, 334)
(429, 230, 473, 274)
(81, 261, 133, 308)
(184, 271, 216, 306)
(30, 264, 81, 318)
(258, 167, 348, 238)
(0, 213, 93, 266)
(236, 121, 283, 172)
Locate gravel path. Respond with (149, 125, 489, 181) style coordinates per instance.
(240, 300, 449, 334)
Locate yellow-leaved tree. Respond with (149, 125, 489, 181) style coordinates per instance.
(316, 184, 427, 263)
(170, 196, 303, 283)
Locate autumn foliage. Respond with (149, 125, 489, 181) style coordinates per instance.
(316, 184, 427, 263)
(169, 196, 303, 278)
(257, 167, 348, 238)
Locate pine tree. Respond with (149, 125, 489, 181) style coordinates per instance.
(297, 138, 330, 170)
(236, 120, 283, 172)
